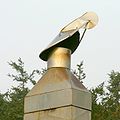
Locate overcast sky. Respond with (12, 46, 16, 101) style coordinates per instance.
(0, 0, 120, 92)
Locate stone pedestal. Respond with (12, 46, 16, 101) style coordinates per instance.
(24, 68, 91, 120)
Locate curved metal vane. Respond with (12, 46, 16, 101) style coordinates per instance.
(61, 12, 98, 32)
(39, 12, 98, 61)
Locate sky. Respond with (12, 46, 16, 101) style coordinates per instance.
(0, 0, 120, 92)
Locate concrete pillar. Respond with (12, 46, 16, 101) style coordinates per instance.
(24, 47, 91, 120)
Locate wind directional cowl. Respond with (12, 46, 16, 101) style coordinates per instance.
(39, 30, 80, 61)
(39, 12, 98, 61)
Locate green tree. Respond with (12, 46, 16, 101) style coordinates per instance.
(72, 61, 86, 82)
(0, 58, 40, 120)
(0, 93, 9, 120)
(103, 71, 120, 120)
(91, 71, 120, 120)
(91, 82, 105, 120)
(8, 58, 39, 88)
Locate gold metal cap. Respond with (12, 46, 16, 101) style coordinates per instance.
(47, 47, 71, 69)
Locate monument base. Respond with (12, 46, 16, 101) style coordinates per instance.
(24, 68, 91, 120)
(24, 106, 91, 120)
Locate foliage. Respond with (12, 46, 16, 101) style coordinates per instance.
(8, 58, 39, 88)
(72, 61, 86, 82)
(0, 58, 40, 120)
(91, 70, 120, 120)
(0, 93, 9, 120)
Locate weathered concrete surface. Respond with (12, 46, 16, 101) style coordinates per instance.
(26, 68, 87, 96)
(24, 68, 91, 120)
(25, 88, 91, 113)
(24, 106, 91, 120)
